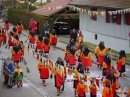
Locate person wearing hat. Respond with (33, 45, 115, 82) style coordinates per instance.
(3, 57, 15, 88)
(16, 21, 23, 36)
(50, 63, 65, 96)
(117, 50, 126, 78)
(102, 80, 113, 97)
(14, 65, 23, 88)
(44, 21, 50, 34)
(94, 41, 111, 70)
(76, 78, 88, 97)
(38, 58, 51, 86)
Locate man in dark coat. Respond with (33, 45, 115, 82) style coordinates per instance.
(70, 29, 77, 42)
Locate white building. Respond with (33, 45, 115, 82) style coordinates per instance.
(69, 0, 130, 53)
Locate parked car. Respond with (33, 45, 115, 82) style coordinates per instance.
(53, 22, 70, 34)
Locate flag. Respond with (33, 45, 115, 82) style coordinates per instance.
(120, 87, 125, 97)
(95, 78, 100, 88)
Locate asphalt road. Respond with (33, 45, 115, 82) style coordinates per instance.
(0, 19, 130, 97)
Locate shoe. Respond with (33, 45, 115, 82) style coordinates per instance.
(98, 68, 100, 70)
(57, 93, 60, 96)
(43, 83, 46, 86)
(21, 85, 23, 87)
(17, 86, 20, 88)
(124, 76, 126, 79)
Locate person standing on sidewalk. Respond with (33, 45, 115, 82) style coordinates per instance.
(94, 41, 110, 69)
(70, 29, 77, 42)
(44, 21, 50, 34)
(117, 50, 126, 78)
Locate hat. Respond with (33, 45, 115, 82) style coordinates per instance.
(58, 57, 62, 61)
(5, 57, 11, 65)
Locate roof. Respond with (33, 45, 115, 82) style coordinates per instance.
(69, 0, 130, 9)
(33, 0, 71, 17)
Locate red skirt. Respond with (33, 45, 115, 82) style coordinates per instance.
(37, 42, 43, 49)
(117, 62, 122, 71)
(55, 74, 63, 87)
(98, 56, 104, 64)
(78, 88, 85, 96)
(30, 37, 35, 44)
(106, 94, 113, 97)
(40, 68, 49, 79)
(13, 53, 21, 62)
(43, 45, 50, 53)
(21, 50, 24, 56)
(111, 85, 116, 96)
(51, 37, 57, 45)
(8, 40, 13, 46)
(82, 58, 92, 67)
(64, 54, 69, 63)
(69, 55, 76, 66)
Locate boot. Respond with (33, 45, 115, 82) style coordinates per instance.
(119, 73, 122, 77)
(84, 68, 87, 73)
(87, 68, 90, 73)
(97, 64, 100, 69)
(124, 74, 126, 79)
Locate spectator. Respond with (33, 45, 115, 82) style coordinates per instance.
(70, 29, 77, 42)
(44, 21, 50, 34)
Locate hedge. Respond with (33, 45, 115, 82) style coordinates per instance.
(8, 8, 53, 36)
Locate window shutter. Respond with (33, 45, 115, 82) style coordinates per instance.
(116, 13, 121, 25)
(126, 13, 130, 25)
(106, 9, 110, 23)
(91, 8, 97, 20)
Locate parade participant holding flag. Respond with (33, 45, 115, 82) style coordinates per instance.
(38, 58, 51, 86)
(16, 21, 23, 36)
(95, 41, 110, 70)
(82, 47, 93, 73)
(14, 65, 23, 88)
(76, 78, 88, 97)
(117, 50, 126, 78)
(102, 55, 113, 81)
(50, 63, 65, 96)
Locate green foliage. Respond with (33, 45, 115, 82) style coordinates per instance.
(8, 8, 53, 36)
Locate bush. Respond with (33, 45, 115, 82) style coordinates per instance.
(8, 8, 53, 36)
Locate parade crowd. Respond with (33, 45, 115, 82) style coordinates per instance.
(1, 19, 130, 97)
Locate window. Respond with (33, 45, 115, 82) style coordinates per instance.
(91, 8, 97, 21)
(95, 34, 97, 40)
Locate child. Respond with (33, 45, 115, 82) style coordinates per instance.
(38, 58, 50, 86)
(117, 50, 126, 78)
(89, 80, 97, 97)
(17, 21, 23, 36)
(25, 27, 32, 43)
(12, 27, 18, 37)
(82, 47, 93, 73)
(13, 35, 20, 47)
(29, 31, 36, 49)
(51, 30, 57, 49)
(78, 44, 84, 62)
(4, 20, 10, 32)
(0, 32, 3, 47)
(77, 34, 83, 45)
(2, 28, 7, 45)
(43, 37, 50, 58)
(20, 41, 25, 61)
(127, 88, 130, 97)
(76, 78, 88, 97)
(14, 65, 23, 88)
(5, 31, 13, 49)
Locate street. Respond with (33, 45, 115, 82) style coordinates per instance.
(0, 19, 130, 97)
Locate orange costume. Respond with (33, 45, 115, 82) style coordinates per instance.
(102, 85, 113, 97)
(43, 38, 50, 53)
(77, 35, 83, 45)
(89, 82, 97, 97)
(36, 35, 44, 53)
(4, 21, 10, 31)
(76, 80, 88, 97)
(94, 41, 110, 69)
(51, 35, 57, 45)
(12, 27, 18, 37)
(16, 22, 23, 34)
(64, 45, 70, 64)
(29, 32, 36, 48)
(0, 35, 3, 46)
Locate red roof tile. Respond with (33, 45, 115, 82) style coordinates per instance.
(69, 0, 130, 9)
(33, 0, 71, 17)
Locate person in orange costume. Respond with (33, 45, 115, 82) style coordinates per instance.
(127, 88, 130, 97)
(89, 80, 97, 97)
(102, 55, 113, 81)
(2, 28, 6, 45)
(95, 41, 110, 69)
(6, 31, 14, 49)
(29, 31, 36, 49)
(50, 63, 65, 96)
(78, 44, 84, 62)
(117, 50, 126, 78)
(51, 31, 57, 49)
(38, 58, 51, 86)
(103, 70, 119, 97)
(0, 32, 3, 47)
(64, 43, 70, 66)
(73, 63, 84, 96)
(16, 21, 23, 36)
(29, 19, 34, 29)
(102, 80, 113, 97)
(77, 34, 83, 45)
(82, 47, 93, 73)
(43, 37, 50, 58)
(13, 35, 20, 48)
(19, 41, 25, 61)
(12, 27, 18, 37)
(4, 20, 10, 32)
(35, 35, 44, 54)
(11, 44, 21, 66)
(76, 78, 88, 97)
